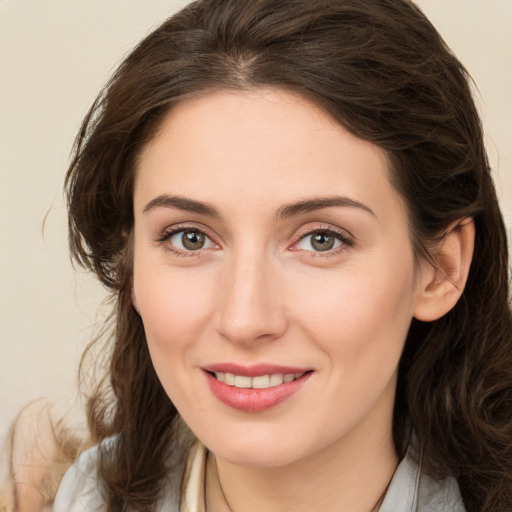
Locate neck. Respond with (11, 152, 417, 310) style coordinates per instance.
(206, 418, 397, 512)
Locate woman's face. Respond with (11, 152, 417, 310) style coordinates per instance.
(132, 88, 427, 467)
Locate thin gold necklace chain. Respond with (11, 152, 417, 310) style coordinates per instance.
(214, 456, 234, 512)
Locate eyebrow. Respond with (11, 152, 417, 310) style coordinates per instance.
(142, 193, 375, 219)
(143, 194, 221, 217)
(277, 196, 375, 219)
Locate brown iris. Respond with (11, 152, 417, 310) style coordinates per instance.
(310, 232, 336, 251)
(182, 230, 206, 250)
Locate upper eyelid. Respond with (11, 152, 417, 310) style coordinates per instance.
(158, 223, 217, 241)
(292, 223, 354, 242)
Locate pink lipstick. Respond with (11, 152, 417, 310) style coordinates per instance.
(202, 363, 313, 412)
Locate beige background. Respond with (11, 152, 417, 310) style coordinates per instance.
(1, 0, 511, 442)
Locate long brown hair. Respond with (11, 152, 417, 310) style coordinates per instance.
(66, 0, 512, 510)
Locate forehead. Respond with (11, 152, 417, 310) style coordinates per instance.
(134, 88, 402, 224)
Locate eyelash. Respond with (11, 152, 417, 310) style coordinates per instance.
(291, 225, 354, 257)
(155, 224, 354, 258)
(156, 224, 217, 258)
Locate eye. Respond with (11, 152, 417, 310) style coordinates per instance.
(168, 229, 215, 251)
(295, 229, 348, 252)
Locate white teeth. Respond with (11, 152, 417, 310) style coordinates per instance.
(269, 374, 284, 386)
(252, 375, 270, 389)
(234, 375, 252, 388)
(214, 371, 305, 389)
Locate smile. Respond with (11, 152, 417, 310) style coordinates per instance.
(213, 372, 305, 389)
(203, 364, 313, 412)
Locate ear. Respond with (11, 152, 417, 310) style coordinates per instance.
(413, 218, 475, 322)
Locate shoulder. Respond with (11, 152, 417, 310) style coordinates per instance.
(416, 471, 466, 512)
(380, 447, 466, 512)
(52, 444, 105, 512)
(53, 438, 188, 512)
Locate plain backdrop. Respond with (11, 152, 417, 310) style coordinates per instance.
(1, 0, 511, 442)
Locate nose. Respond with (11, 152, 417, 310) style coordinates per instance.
(215, 249, 288, 345)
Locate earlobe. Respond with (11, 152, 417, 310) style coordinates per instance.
(413, 218, 475, 322)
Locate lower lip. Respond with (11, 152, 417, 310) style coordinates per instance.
(205, 371, 312, 412)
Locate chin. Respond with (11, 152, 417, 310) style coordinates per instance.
(196, 422, 324, 468)
(216, 444, 300, 468)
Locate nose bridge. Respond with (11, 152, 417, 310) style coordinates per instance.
(216, 244, 286, 344)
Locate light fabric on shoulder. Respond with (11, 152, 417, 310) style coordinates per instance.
(380, 448, 466, 512)
(53, 438, 188, 512)
(52, 445, 106, 512)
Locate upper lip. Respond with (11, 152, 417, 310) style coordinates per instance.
(202, 363, 312, 377)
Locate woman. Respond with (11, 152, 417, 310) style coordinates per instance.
(7, 0, 512, 510)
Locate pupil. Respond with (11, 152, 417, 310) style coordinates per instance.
(311, 232, 334, 251)
(182, 231, 205, 250)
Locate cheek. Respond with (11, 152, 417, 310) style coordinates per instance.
(132, 258, 218, 411)
(290, 265, 416, 428)
(290, 258, 416, 368)
(132, 257, 216, 352)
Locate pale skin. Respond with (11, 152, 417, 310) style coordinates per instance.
(132, 88, 475, 512)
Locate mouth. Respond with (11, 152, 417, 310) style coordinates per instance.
(208, 371, 309, 389)
(202, 364, 314, 412)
